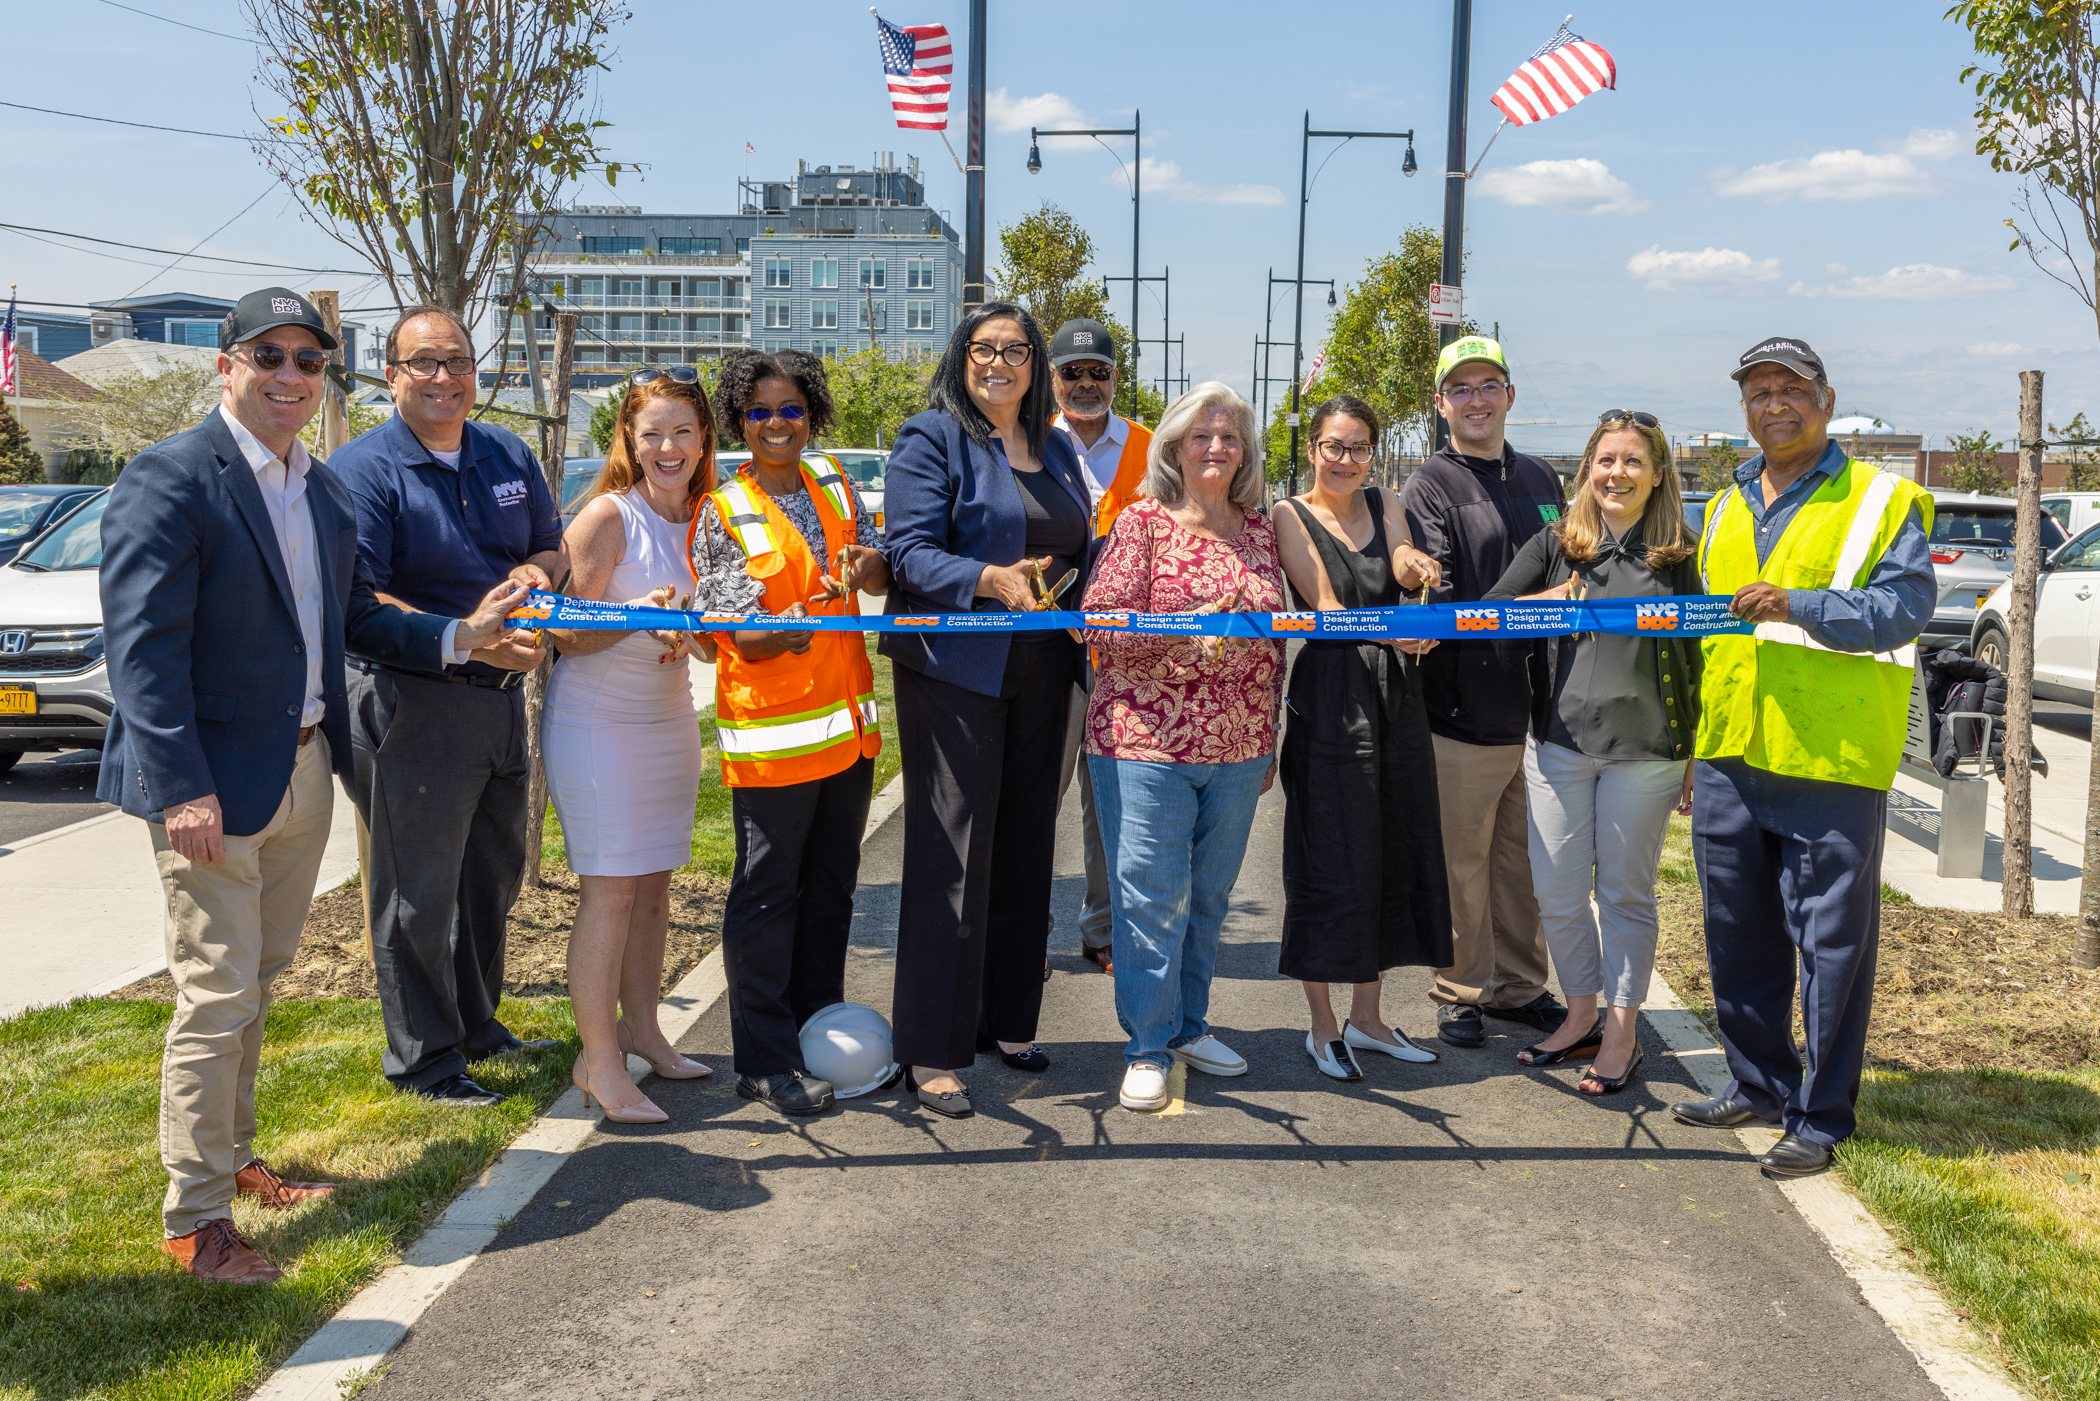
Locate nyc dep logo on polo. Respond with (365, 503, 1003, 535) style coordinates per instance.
(1454, 608, 1501, 632)
(1635, 602, 1681, 631)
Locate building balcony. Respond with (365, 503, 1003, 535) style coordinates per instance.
(531, 252, 745, 267)
(553, 294, 750, 311)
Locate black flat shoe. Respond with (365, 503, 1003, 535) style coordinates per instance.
(1487, 992, 1568, 1033)
(736, 1070, 834, 1117)
(1437, 1003, 1486, 1048)
(904, 1070, 974, 1119)
(414, 1074, 506, 1106)
(1000, 1045, 1050, 1073)
(1671, 1093, 1773, 1128)
(1516, 1015, 1605, 1066)
(1757, 1132, 1832, 1177)
(1579, 1041, 1644, 1096)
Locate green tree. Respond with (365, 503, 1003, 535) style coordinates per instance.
(1944, 428, 2009, 495)
(0, 400, 43, 485)
(246, 0, 630, 319)
(1319, 226, 1460, 462)
(993, 203, 1160, 424)
(587, 384, 627, 454)
(2051, 411, 2100, 490)
(823, 347, 934, 449)
(1699, 441, 1743, 493)
(58, 362, 218, 459)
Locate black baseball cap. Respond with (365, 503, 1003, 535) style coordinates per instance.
(1731, 335, 1823, 383)
(220, 286, 338, 351)
(1050, 318, 1116, 367)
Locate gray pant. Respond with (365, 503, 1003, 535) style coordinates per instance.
(1056, 682, 1112, 951)
(348, 666, 529, 1090)
(1521, 738, 1685, 1008)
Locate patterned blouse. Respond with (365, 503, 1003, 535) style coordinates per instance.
(686, 473, 880, 615)
(1081, 497, 1286, 765)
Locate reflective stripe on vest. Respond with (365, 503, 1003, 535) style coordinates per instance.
(715, 693, 879, 762)
(806, 452, 855, 523)
(712, 478, 776, 559)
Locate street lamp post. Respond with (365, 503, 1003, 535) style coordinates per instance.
(1433, 0, 1475, 450)
(1288, 113, 1416, 496)
(1259, 268, 1331, 433)
(1105, 265, 1170, 408)
(1028, 112, 1141, 417)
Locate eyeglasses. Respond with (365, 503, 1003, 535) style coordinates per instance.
(630, 366, 700, 386)
(1440, 381, 1509, 405)
(966, 340, 1034, 367)
(389, 355, 476, 379)
(246, 343, 330, 377)
(1598, 409, 1660, 428)
(1058, 363, 1113, 383)
(744, 403, 808, 424)
(1315, 439, 1374, 464)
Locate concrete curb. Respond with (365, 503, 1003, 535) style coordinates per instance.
(248, 773, 900, 1401)
(1640, 979, 2023, 1400)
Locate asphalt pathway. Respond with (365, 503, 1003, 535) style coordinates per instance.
(367, 779, 1939, 1401)
(0, 747, 110, 846)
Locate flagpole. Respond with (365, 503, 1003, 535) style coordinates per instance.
(1434, 0, 1474, 452)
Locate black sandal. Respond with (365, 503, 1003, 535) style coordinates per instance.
(1580, 1041, 1645, 1096)
(1516, 1015, 1604, 1066)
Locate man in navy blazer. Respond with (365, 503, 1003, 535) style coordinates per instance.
(97, 287, 526, 1284)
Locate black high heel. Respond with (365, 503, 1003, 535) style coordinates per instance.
(1580, 1041, 1645, 1096)
(1516, 1015, 1605, 1066)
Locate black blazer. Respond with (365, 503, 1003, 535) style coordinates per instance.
(878, 408, 1091, 697)
(96, 412, 448, 835)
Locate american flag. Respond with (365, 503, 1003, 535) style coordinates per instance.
(745, 141, 756, 154)
(874, 13, 951, 131)
(0, 294, 16, 398)
(1300, 348, 1326, 395)
(1490, 23, 1616, 127)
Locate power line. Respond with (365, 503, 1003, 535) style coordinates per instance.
(0, 221, 366, 274)
(0, 99, 271, 142)
(115, 188, 280, 300)
(89, 0, 249, 41)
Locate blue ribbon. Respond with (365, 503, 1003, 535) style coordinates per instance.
(508, 589, 1753, 641)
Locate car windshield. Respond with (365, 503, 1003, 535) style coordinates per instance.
(15, 491, 107, 571)
(562, 463, 601, 511)
(0, 491, 60, 536)
(1932, 508, 2067, 550)
(829, 453, 885, 486)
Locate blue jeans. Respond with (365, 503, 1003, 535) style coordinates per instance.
(1088, 753, 1270, 1067)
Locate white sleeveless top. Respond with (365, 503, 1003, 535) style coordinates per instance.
(547, 488, 695, 714)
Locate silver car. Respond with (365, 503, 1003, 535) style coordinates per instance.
(1920, 489, 2068, 651)
(1972, 522, 2100, 702)
(0, 490, 113, 772)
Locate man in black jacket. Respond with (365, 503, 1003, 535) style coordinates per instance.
(1398, 337, 1567, 1048)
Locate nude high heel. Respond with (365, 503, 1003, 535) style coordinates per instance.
(616, 1017, 713, 1080)
(573, 1064, 669, 1124)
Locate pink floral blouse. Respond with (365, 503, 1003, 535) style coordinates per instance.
(1081, 498, 1286, 765)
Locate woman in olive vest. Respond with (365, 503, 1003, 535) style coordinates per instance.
(688, 349, 889, 1118)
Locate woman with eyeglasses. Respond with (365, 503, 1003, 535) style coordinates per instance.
(880, 302, 1092, 1119)
(1483, 410, 1702, 1097)
(1271, 395, 1452, 1083)
(683, 350, 889, 1118)
(541, 366, 722, 1124)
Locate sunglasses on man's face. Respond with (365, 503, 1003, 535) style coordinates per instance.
(1058, 363, 1113, 383)
(246, 343, 330, 377)
(1598, 409, 1660, 428)
(744, 403, 808, 424)
(630, 366, 699, 386)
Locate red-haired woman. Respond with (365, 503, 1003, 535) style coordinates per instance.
(543, 366, 721, 1123)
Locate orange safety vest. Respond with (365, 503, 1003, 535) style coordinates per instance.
(1088, 417, 1153, 537)
(687, 455, 880, 788)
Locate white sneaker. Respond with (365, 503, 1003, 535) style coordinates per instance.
(1344, 1019, 1439, 1064)
(1306, 1031, 1364, 1081)
(1119, 1061, 1170, 1111)
(1171, 1034, 1248, 1077)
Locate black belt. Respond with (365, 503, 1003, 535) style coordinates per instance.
(351, 658, 526, 691)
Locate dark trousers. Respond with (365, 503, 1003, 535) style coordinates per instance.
(891, 640, 1075, 1069)
(722, 756, 874, 1078)
(349, 666, 528, 1090)
(1691, 757, 1883, 1147)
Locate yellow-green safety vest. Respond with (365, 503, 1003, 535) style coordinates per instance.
(1696, 457, 1935, 790)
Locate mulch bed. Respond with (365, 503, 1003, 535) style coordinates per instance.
(1655, 882, 2100, 1074)
(109, 867, 727, 1004)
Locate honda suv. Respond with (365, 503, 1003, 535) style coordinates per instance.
(0, 489, 112, 772)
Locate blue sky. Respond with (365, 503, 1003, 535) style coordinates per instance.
(3, 0, 2090, 455)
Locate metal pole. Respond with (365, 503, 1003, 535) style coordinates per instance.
(1434, 0, 1473, 452)
(1288, 112, 1311, 497)
(964, 0, 986, 304)
(1130, 110, 1141, 419)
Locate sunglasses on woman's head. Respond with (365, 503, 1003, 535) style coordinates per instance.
(744, 403, 808, 423)
(630, 366, 700, 386)
(247, 343, 330, 377)
(1058, 363, 1113, 383)
(1598, 409, 1659, 428)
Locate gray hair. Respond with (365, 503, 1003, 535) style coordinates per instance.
(1143, 381, 1266, 510)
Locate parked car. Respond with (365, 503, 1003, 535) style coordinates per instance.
(1920, 489, 2068, 651)
(0, 484, 102, 566)
(1681, 490, 1714, 536)
(1971, 521, 2100, 703)
(0, 489, 113, 771)
(2041, 491, 2100, 538)
(560, 458, 606, 524)
(716, 448, 888, 533)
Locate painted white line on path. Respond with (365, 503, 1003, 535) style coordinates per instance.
(249, 772, 902, 1401)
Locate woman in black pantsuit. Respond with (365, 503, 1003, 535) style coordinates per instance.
(879, 302, 1092, 1119)
(1273, 395, 1454, 1082)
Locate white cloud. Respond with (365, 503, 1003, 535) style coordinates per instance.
(1711, 127, 1961, 201)
(1824, 262, 1851, 276)
(1789, 264, 2016, 301)
(1966, 341, 2030, 357)
(1626, 245, 1782, 292)
(1109, 156, 1282, 206)
(987, 88, 1084, 133)
(1474, 158, 1647, 215)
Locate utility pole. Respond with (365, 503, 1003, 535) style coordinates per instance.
(522, 311, 578, 890)
(1433, 0, 1474, 452)
(310, 289, 347, 457)
(963, 0, 986, 305)
(2003, 369, 2044, 917)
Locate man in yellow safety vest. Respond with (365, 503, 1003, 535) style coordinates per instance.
(1672, 336, 1936, 1177)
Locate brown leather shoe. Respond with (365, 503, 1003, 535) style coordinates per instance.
(1082, 944, 1114, 974)
(161, 1218, 281, 1284)
(236, 1158, 337, 1210)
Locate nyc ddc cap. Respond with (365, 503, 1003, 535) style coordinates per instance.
(1049, 318, 1117, 367)
(1434, 335, 1510, 389)
(221, 287, 338, 351)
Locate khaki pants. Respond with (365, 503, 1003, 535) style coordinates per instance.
(155, 735, 334, 1236)
(1430, 733, 1550, 1009)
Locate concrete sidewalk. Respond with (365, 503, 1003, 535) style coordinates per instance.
(1884, 716, 2090, 912)
(359, 782, 1946, 1401)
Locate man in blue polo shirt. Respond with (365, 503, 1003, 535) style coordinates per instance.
(333, 305, 569, 1105)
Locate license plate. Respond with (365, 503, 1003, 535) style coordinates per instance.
(1975, 592, 1992, 609)
(0, 686, 35, 716)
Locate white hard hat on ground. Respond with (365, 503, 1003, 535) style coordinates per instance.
(799, 1002, 900, 1099)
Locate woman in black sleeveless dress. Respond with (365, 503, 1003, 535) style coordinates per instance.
(1272, 395, 1454, 1082)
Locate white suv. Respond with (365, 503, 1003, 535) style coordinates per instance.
(0, 490, 112, 773)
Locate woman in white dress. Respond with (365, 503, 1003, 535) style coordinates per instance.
(544, 368, 718, 1122)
